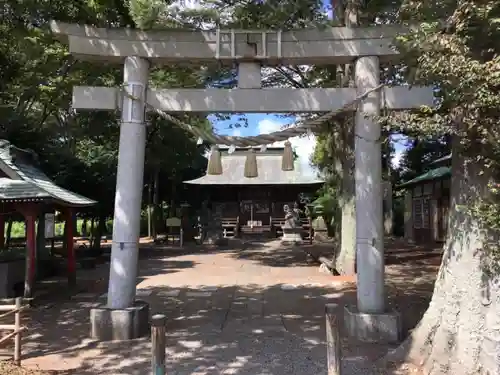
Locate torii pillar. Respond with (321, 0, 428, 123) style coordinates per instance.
(90, 56, 151, 341)
(343, 56, 402, 343)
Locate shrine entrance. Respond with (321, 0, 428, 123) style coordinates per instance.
(51, 20, 434, 343)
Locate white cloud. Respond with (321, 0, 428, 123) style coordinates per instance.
(257, 118, 317, 177)
(232, 128, 241, 136)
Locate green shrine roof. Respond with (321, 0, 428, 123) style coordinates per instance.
(184, 146, 324, 186)
(398, 166, 451, 188)
(0, 140, 97, 207)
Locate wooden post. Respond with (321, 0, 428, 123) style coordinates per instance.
(14, 297, 21, 365)
(0, 214, 5, 250)
(309, 216, 313, 244)
(325, 304, 342, 375)
(24, 212, 36, 298)
(65, 208, 76, 287)
(151, 314, 166, 375)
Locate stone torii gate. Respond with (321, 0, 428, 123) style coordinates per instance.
(51, 21, 433, 342)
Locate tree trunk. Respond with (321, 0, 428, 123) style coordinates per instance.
(152, 169, 159, 239)
(386, 146, 499, 375)
(147, 174, 153, 238)
(90, 217, 95, 244)
(334, 0, 357, 276)
(92, 213, 106, 250)
(336, 127, 356, 275)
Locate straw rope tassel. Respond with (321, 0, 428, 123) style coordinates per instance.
(282, 140, 294, 171)
(207, 145, 223, 175)
(244, 148, 258, 178)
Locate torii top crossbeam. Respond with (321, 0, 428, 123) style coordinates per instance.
(50, 21, 406, 65)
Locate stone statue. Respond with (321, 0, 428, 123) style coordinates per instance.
(202, 200, 227, 246)
(282, 203, 303, 243)
(284, 203, 301, 228)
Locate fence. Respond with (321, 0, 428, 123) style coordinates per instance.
(0, 297, 26, 365)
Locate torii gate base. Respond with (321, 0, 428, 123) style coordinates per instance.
(50, 22, 434, 343)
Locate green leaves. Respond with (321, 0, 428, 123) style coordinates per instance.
(127, 0, 164, 29)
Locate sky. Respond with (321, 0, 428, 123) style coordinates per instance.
(210, 114, 408, 177)
(209, 113, 319, 177)
(173, 0, 409, 175)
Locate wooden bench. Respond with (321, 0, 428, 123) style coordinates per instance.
(221, 216, 240, 238)
(52, 244, 97, 269)
(270, 218, 285, 237)
(239, 225, 273, 238)
(301, 218, 312, 242)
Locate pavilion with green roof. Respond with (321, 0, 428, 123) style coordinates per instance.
(398, 154, 451, 244)
(0, 140, 96, 297)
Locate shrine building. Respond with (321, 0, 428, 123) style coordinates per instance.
(184, 145, 323, 237)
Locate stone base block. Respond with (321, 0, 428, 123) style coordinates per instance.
(344, 305, 401, 344)
(281, 232, 302, 244)
(90, 300, 149, 341)
(204, 234, 229, 246)
(313, 231, 330, 242)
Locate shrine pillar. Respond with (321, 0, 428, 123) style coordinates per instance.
(23, 208, 37, 298)
(0, 214, 4, 249)
(90, 56, 150, 342)
(344, 56, 401, 343)
(354, 56, 384, 313)
(65, 208, 76, 287)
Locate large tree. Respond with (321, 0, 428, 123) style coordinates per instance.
(384, 0, 500, 373)
(0, 0, 209, 236)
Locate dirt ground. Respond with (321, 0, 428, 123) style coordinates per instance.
(0, 237, 442, 375)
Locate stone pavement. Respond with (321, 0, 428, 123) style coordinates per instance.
(13, 240, 413, 374)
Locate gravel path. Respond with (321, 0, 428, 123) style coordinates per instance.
(7, 240, 433, 375)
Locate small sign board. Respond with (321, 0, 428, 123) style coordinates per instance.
(44, 213, 55, 238)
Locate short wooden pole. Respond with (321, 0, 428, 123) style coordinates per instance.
(151, 314, 166, 375)
(325, 303, 341, 375)
(14, 297, 21, 366)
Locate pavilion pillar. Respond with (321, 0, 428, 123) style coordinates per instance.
(23, 207, 37, 299)
(107, 56, 149, 309)
(344, 56, 401, 343)
(65, 208, 76, 287)
(0, 214, 5, 249)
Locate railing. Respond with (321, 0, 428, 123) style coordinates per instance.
(0, 297, 26, 365)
